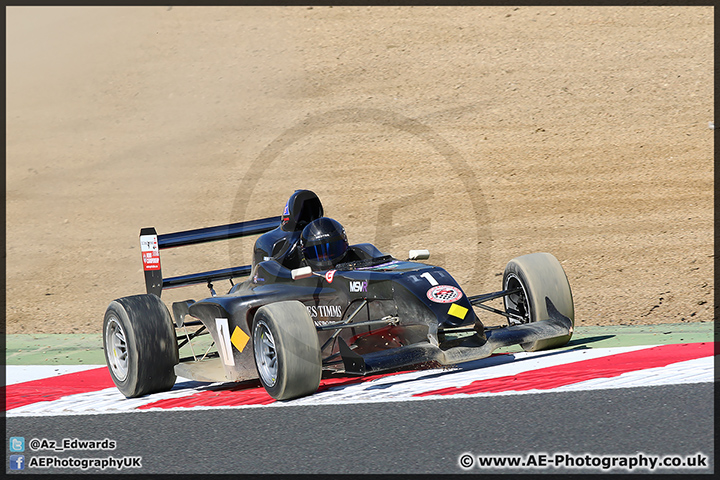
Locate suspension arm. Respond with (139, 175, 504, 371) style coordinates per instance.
(467, 287, 522, 305)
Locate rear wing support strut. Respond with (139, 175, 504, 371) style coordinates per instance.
(139, 216, 282, 297)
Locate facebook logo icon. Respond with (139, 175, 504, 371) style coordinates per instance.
(9, 455, 25, 470)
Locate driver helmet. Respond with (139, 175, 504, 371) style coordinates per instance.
(281, 189, 323, 232)
(300, 217, 349, 270)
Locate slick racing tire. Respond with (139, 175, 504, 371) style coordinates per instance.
(103, 294, 179, 398)
(502, 252, 574, 351)
(252, 301, 322, 401)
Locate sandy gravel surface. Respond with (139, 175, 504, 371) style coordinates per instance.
(5, 6, 713, 334)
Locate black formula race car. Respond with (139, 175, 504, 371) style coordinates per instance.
(103, 190, 574, 400)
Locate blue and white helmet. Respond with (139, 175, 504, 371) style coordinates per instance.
(300, 217, 349, 270)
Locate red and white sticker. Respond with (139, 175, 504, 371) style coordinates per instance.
(140, 234, 161, 271)
(325, 270, 336, 283)
(427, 285, 463, 303)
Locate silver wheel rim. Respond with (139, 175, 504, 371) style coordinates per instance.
(504, 273, 531, 325)
(253, 319, 278, 387)
(105, 316, 129, 381)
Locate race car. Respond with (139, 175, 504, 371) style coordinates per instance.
(103, 189, 574, 401)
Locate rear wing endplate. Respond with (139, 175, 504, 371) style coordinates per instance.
(139, 216, 281, 296)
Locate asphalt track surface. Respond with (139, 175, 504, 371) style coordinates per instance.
(7, 383, 713, 475)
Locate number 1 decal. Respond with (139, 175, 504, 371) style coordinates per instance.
(215, 318, 235, 366)
(421, 272, 438, 286)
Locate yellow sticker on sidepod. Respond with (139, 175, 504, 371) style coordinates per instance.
(448, 303, 468, 320)
(231, 326, 250, 352)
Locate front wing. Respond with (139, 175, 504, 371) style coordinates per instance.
(338, 298, 573, 374)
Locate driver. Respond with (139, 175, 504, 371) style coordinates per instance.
(300, 217, 349, 270)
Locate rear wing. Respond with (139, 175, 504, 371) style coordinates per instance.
(139, 216, 282, 297)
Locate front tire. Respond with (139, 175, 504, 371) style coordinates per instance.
(103, 294, 179, 398)
(503, 252, 574, 351)
(252, 301, 321, 400)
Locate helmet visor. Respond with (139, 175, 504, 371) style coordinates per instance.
(304, 238, 347, 265)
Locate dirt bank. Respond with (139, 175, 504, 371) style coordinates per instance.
(5, 6, 713, 333)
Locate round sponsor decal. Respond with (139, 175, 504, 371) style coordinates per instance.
(427, 285, 463, 304)
(325, 270, 336, 283)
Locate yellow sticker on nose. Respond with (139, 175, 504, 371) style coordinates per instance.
(231, 326, 250, 352)
(448, 303, 468, 320)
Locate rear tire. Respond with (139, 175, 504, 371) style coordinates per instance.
(103, 294, 179, 398)
(252, 301, 321, 400)
(502, 252, 574, 351)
